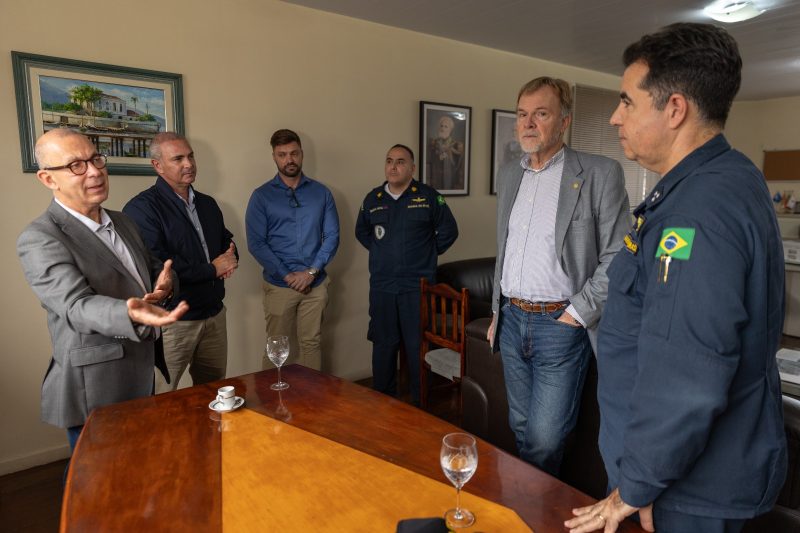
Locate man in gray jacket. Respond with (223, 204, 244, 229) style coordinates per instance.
(488, 77, 629, 475)
(17, 129, 188, 451)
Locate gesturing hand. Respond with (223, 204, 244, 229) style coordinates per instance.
(127, 298, 189, 327)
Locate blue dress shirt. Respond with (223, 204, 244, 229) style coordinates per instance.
(245, 174, 340, 288)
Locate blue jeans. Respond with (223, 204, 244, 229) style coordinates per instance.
(498, 299, 591, 475)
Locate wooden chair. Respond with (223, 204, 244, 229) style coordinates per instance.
(419, 277, 470, 409)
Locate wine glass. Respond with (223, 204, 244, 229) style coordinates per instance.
(440, 432, 478, 529)
(265, 335, 290, 390)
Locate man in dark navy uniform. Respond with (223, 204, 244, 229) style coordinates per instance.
(355, 144, 458, 404)
(566, 23, 787, 533)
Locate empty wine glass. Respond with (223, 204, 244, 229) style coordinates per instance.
(440, 432, 478, 528)
(265, 335, 289, 390)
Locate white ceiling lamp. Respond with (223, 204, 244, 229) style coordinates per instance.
(704, 1, 766, 23)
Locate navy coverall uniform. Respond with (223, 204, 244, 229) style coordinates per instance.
(597, 135, 787, 530)
(355, 180, 458, 402)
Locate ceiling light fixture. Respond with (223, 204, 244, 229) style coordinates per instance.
(704, 1, 766, 23)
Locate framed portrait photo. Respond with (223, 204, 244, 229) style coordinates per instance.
(12, 51, 184, 175)
(419, 101, 471, 196)
(491, 109, 521, 195)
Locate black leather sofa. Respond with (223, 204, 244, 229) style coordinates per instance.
(437, 257, 800, 530)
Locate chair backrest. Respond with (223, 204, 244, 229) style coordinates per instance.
(420, 278, 470, 362)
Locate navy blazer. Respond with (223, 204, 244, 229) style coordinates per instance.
(124, 177, 235, 320)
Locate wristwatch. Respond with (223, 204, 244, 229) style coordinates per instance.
(307, 267, 319, 278)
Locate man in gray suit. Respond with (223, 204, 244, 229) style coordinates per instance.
(488, 77, 629, 475)
(17, 129, 188, 451)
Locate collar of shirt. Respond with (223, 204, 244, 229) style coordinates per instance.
(54, 197, 112, 231)
(635, 134, 730, 215)
(269, 173, 311, 190)
(381, 179, 418, 200)
(520, 146, 565, 173)
(172, 185, 196, 207)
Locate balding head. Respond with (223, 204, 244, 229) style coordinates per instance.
(34, 129, 109, 222)
(35, 129, 90, 169)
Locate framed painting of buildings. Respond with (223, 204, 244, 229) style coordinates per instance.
(419, 101, 471, 196)
(11, 51, 184, 175)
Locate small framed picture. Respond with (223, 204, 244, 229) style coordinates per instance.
(12, 51, 184, 175)
(419, 101, 471, 196)
(491, 109, 521, 195)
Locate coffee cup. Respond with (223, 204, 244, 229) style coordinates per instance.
(216, 386, 236, 410)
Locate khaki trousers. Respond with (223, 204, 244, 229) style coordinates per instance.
(155, 306, 228, 393)
(262, 276, 330, 371)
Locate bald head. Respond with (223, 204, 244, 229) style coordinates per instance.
(34, 129, 109, 222)
(35, 129, 90, 169)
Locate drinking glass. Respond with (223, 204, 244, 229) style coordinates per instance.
(440, 432, 478, 528)
(265, 335, 290, 390)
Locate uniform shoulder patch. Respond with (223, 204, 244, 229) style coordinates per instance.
(437, 195, 446, 205)
(656, 227, 695, 260)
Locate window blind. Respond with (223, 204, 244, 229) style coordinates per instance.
(571, 84, 657, 209)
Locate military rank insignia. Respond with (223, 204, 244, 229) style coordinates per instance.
(656, 228, 695, 260)
(635, 215, 645, 233)
(624, 234, 638, 254)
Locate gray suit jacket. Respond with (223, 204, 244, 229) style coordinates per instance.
(17, 201, 172, 429)
(492, 146, 630, 348)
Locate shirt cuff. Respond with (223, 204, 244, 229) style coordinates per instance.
(618, 476, 663, 509)
(565, 304, 586, 327)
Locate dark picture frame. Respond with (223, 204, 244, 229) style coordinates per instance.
(491, 109, 521, 195)
(419, 101, 471, 196)
(12, 51, 184, 175)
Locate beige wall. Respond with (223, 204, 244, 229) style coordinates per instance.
(727, 96, 800, 237)
(0, 0, 624, 472)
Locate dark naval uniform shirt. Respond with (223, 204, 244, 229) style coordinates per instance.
(355, 180, 458, 292)
(597, 135, 787, 519)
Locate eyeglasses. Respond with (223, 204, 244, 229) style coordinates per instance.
(44, 154, 108, 175)
(286, 188, 301, 208)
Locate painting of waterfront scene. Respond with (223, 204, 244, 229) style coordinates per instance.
(39, 76, 165, 159)
(12, 52, 183, 175)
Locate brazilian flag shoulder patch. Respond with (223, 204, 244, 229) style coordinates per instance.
(656, 227, 695, 260)
(437, 195, 446, 206)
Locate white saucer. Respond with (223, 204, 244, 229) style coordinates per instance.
(208, 396, 245, 412)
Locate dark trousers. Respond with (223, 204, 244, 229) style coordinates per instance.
(368, 290, 421, 403)
(652, 505, 745, 533)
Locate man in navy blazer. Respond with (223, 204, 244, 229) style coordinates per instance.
(124, 132, 238, 392)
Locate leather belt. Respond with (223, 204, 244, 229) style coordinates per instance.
(509, 298, 568, 313)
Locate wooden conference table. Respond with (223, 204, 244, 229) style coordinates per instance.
(62, 365, 644, 532)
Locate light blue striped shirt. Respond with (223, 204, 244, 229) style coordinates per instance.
(500, 148, 584, 325)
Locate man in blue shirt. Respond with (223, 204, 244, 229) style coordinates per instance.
(566, 23, 787, 533)
(356, 144, 458, 404)
(246, 129, 340, 370)
(124, 132, 237, 392)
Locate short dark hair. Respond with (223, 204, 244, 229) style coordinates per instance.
(149, 132, 189, 160)
(270, 129, 302, 149)
(622, 22, 741, 128)
(389, 144, 415, 162)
